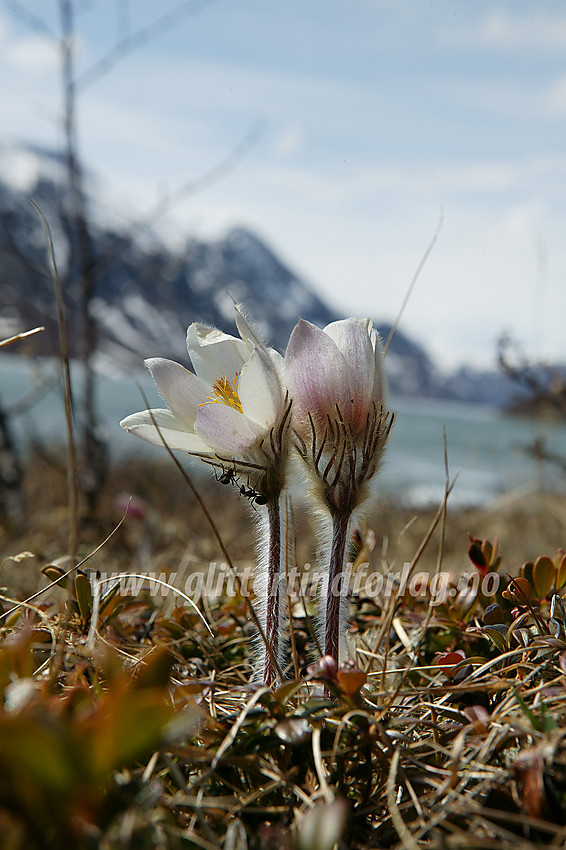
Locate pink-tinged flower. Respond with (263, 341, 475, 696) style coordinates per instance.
(288, 318, 385, 435)
(286, 317, 394, 667)
(286, 317, 393, 514)
(120, 307, 290, 496)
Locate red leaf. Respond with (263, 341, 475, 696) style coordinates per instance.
(435, 650, 466, 677)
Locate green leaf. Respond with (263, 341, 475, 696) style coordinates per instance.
(481, 625, 508, 653)
(483, 603, 505, 625)
(99, 580, 121, 615)
(41, 565, 68, 588)
(468, 539, 487, 569)
(132, 647, 173, 690)
(0, 717, 74, 795)
(514, 693, 540, 731)
(273, 679, 303, 705)
(502, 576, 532, 604)
(540, 701, 559, 733)
(87, 686, 172, 780)
(556, 553, 566, 590)
(298, 698, 337, 717)
(507, 612, 531, 646)
(522, 562, 534, 585)
(74, 573, 92, 624)
(533, 556, 555, 599)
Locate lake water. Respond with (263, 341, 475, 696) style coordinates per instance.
(1, 353, 565, 508)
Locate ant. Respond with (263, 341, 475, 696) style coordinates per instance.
(239, 485, 268, 508)
(213, 464, 267, 508)
(214, 465, 238, 486)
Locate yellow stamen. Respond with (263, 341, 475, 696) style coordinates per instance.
(199, 374, 243, 413)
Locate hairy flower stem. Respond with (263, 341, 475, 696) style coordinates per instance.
(325, 510, 351, 662)
(263, 496, 282, 686)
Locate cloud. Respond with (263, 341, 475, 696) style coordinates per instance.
(234, 154, 566, 216)
(0, 142, 46, 192)
(544, 76, 566, 115)
(5, 35, 58, 73)
(482, 9, 566, 49)
(0, 13, 8, 42)
(273, 126, 304, 158)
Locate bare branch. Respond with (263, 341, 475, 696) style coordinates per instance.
(114, 0, 132, 45)
(498, 333, 566, 417)
(384, 208, 443, 357)
(0, 326, 44, 349)
(2, 0, 60, 42)
(60, 0, 109, 513)
(76, 0, 215, 91)
(31, 199, 79, 563)
(137, 119, 265, 231)
(87, 118, 264, 293)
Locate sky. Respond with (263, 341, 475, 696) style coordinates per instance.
(1, 0, 566, 370)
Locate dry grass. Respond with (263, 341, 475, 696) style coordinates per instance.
(1, 451, 566, 848)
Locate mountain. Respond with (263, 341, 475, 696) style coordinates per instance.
(0, 141, 521, 403)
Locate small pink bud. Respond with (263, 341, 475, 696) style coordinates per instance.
(115, 493, 148, 522)
(307, 655, 338, 680)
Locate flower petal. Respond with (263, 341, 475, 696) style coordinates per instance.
(269, 349, 286, 382)
(186, 323, 249, 385)
(234, 305, 287, 387)
(120, 409, 212, 454)
(285, 319, 351, 427)
(195, 403, 265, 455)
(324, 319, 374, 393)
(323, 318, 376, 427)
(238, 347, 282, 428)
(370, 328, 386, 405)
(145, 358, 208, 427)
(235, 306, 265, 351)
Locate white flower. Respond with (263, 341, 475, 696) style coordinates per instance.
(121, 306, 292, 686)
(120, 308, 290, 495)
